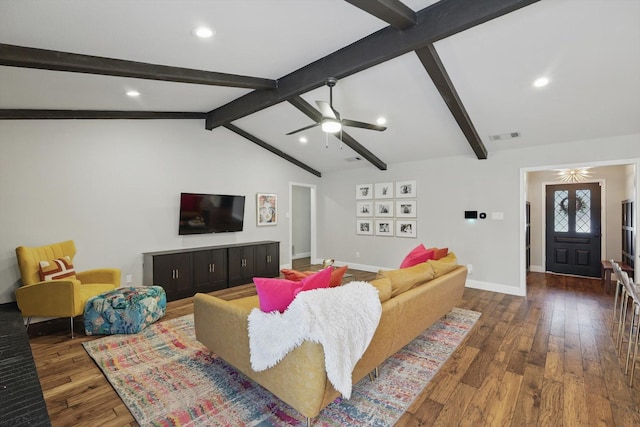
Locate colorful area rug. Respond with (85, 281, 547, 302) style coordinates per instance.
(83, 307, 480, 426)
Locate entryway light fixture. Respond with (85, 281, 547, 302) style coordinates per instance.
(556, 167, 592, 183)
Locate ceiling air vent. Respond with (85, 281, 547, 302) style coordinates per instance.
(345, 156, 363, 162)
(489, 131, 521, 141)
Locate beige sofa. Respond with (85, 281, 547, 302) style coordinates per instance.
(194, 253, 467, 422)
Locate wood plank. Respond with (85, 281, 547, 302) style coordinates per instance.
(538, 378, 564, 426)
(482, 370, 523, 426)
(563, 373, 589, 426)
(511, 363, 544, 426)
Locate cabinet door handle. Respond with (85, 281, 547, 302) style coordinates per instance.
(176, 269, 179, 279)
(211, 264, 215, 273)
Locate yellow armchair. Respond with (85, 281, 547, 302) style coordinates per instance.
(15, 240, 120, 337)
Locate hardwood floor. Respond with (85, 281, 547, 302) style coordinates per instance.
(28, 261, 640, 426)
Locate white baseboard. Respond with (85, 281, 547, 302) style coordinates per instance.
(465, 279, 526, 296)
(529, 265, 544, 273)
(292, 252, 311, 260)
(314, 260, 527, 297)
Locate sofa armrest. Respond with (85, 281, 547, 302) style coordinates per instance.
(194, 293, 335, 419)
(194, 293, 254, 371)
(15, 279, 81, 317)
(77, 268, 121, 286)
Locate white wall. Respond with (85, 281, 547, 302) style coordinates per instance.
(0, 119, 320, 304)
(2, 118, 638, 303)
(319, 134, 640, 296)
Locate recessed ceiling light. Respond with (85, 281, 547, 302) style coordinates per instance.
(532, 77, 549, 88)
(192, 26, 214, 38)
(376, 117, 387, 125)
(299, 136, 308, 144)
(125, 90, 140, 97)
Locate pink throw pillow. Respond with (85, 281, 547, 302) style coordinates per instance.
(399, 244, 435, 268)
(254, 267, 331, 313)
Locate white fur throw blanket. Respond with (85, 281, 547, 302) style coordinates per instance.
(248, 281, 382, 399)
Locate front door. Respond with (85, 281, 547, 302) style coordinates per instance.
(545, 183, 602, 277)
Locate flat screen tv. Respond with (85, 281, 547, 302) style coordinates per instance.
(179, 193, 245, 235)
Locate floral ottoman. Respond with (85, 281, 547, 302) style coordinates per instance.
(84, 286, 166, 335)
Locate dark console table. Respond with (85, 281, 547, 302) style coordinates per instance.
(143, 241, 279, 301)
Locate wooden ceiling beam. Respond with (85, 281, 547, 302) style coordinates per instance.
(344, 0, 416, 29)
(415, 45, 488, 159)
(224, 123, 322, 177)
(288, 96, 387, 170)
(205, 0, 539, 130)
(0, 44, 276, 90)
(0, 109, 206, 120)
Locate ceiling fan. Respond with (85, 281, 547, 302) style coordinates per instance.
(286, 77, 387, 137)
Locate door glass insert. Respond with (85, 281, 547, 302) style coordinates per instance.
(575, 189, 591, 233)
(554, 190, 569, 232)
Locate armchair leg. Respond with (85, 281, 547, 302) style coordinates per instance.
(25, 317, 32, 330)
(306, 417, 312, 427)
(70, 317, 74, 339)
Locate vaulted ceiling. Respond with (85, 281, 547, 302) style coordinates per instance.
(1, 0, 639, 176)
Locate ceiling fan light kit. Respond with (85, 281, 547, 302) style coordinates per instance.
(321, 119, 342, 133)
(287, 77, 386, 142)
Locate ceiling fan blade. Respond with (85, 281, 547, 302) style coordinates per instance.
(341, 119, 387, 132)
(286, 122, 320, 135)
(316, 101, 337, 119)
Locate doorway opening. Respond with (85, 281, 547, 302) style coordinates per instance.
(289, 183, 317, 266)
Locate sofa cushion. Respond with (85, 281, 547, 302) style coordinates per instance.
(280, 265, 348, 287)
(38, 256, 76, 281)
(428, 252, 458, 278)
(377, 262, 435, 297)
(255, 267, 331, 313)
(368, 277, 392, 303)
(399, 244, 435, 268)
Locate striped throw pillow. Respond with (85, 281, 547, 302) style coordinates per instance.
(39, 256, 76, 281)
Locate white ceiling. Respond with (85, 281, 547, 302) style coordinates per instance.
(1, 0, 639, 175)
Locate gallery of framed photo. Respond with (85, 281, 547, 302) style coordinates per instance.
(374, 182, 394, 199)
(396, 180, 416, 198)
(396, 200, 417, 218)
(356, 201, 373, 217)
(374, 201, 394, 217)
(396, 220, 417, 238)
(356, 184, 373, 200)
(356, 219, 373, 235)
(257, 193, 277, 226)
(375, 220, 394, 236)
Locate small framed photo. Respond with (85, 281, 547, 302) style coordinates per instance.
(396, 180, 416, 198)
(356, 184, 373, 200)
(374, 201, 394, 217)
(374, 182, 394, 199)
(356, 219, 373, 235)
(396, 200, 417, 218)
(257, 193, 277, 226)
(375, 220, 394, 236)
(396, 220, 417, 238)
(356, 201, 373, 217)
